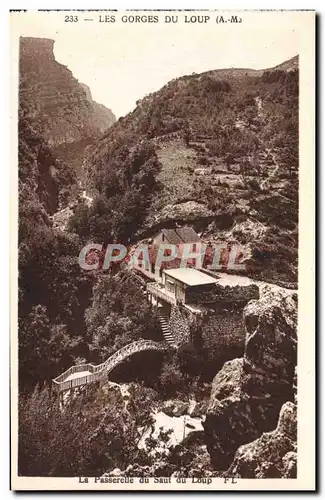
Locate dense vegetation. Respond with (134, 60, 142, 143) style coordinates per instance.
(18, 101, 162, 393)
(69, 142, 161, 244)
(19, 383, 159, 476)
(19, 101, 88, 391)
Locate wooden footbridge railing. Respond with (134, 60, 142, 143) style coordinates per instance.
(52, 339, 170, 393)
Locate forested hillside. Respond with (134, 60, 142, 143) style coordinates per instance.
(73, 56, 298, 284)
(18, 106, 161, 393)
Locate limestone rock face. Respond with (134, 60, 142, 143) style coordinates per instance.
(141, 201, 214, 236)
(243, 285, 297, 401)
(203, 287, 297, 471)
(225, 402, 297, 478)
(19, 37, 115, 170)
(203, 358, 262, 470)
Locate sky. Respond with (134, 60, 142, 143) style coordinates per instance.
(11, 10, 302, 117)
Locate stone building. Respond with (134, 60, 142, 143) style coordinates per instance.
(152, 227, 201, 250)
(132, 226, 202, 283)
(147, 268, 218, 309)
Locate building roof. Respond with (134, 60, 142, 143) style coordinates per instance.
(135, 245, 191, 270)
(159, 227, 201, 245)
(161, 229, 184, 245)
(163, 268, 218, 286)
(175, 227, 201, 243)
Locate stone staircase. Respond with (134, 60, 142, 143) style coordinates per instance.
(158, 309, 176, 346)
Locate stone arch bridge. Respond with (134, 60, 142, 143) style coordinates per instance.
(52, 339, 170, 394)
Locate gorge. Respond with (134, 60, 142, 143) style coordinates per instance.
(17, 36, 298, 479)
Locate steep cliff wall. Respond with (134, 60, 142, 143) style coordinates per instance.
(18, 102, 76, 216)
(19, 37, 115, 175)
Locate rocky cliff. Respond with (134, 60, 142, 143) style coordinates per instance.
(18, 102, 76, 216)
(203, 285, 297, 475)
(225, 401, 297, 478)
(19, 37, 115, 175)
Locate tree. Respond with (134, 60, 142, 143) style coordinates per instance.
(159, 357, 185, 396)
(86, 272, 160, 363)
(18, 386, 114, 476)
(178, 342, 203, 377)
(243, 105, 256, 126)
(18, 223, 94, 392)
(19, 383, 161, 477)
(19, 305, 84, 392)
(68, 201, 92, 240)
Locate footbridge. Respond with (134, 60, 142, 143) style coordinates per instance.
(52, 339, 171, 393)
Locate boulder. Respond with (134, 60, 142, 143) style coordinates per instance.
(162, 399, 189, 417)
(173, 401, 189, 417)
(188, 400, 209, 418)
(203, 358, 262, 469)
(108, 467, 122, 476)
(203, 287, 297, 470)
(162, 401, 175, 417)
(225, 402, 297, 478)
(282, 451, 297, 478)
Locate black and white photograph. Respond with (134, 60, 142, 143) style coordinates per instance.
(10, 9, 315, 491)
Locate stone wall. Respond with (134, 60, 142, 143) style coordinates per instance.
(169, 305, 191, 346)
(214, 283, 259, 302)
(204, 305, 245, 342)
(186, 284, 219, 305)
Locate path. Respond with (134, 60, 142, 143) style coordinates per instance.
(260, 149, 280, 189)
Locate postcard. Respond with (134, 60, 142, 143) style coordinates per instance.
(10, 9, 315, 491)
